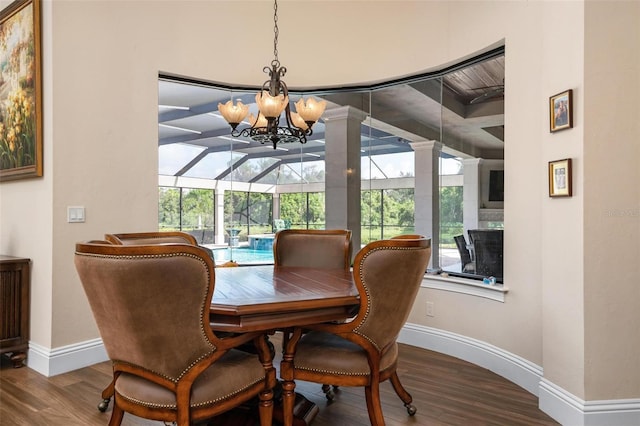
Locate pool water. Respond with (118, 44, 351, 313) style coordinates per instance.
(212, 247, 274, 264)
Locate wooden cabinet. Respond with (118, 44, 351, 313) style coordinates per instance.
(0, 256, 30, 367)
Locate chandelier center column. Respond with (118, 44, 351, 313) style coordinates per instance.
(323, 106, 367, 259)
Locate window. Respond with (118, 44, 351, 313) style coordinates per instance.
(159, 187, 215, 244)
(225, 191, 273, 239)
(279, 192, 325, 229)
(158, 48, 504, 277)
(361, 189, 415, 245)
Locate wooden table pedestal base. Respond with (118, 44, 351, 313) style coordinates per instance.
(208, 390, 318, 426)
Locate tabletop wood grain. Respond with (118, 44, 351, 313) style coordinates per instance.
(210, 265, 359, 332)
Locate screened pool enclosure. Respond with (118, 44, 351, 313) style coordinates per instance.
(158, 48, 505, 279)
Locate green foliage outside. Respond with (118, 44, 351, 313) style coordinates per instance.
(280, 192, 325, 229)
(159, 184, 465, 247)
(361, 226, 417, 245)
(440, 186, 464, 248)
(361, 189, 415, 244)
(158, 187, 180, 230)
(182, 188, 214, 229)
(159, 187, 274, 242)
(158, 187, 214, 231)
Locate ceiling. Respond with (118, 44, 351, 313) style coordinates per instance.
(158, 54, 504, 182)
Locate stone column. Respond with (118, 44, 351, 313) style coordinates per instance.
(214, 189, 226, 245)
(323, 106, 367, 257)
(410, 140, 442, 270)
(462, 158, 481, 234)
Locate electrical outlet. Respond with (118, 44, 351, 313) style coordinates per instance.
(426, 301, 435, 317)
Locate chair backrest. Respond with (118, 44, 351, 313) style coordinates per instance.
(74, 242, 217, 381)
(105, 231, 198, 246)
(454, 235, 472, 266)
(273, 229, 352, 271)
(468, 229, 503, 279)
(391, 234, 423, 240)
(351, 236, 431, 352)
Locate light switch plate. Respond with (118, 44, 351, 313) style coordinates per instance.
(67, 206, 85, 223)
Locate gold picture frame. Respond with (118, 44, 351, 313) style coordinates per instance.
(549, 89, 573, 133)
(549, 158, 572, 197)
(0, 0, 43, 181)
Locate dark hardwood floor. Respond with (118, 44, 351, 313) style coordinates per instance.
(0, 341, 559, 425)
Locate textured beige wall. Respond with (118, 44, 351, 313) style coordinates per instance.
(1, 0, 637, 401)
(539, 0, 587, 399)
(582, 1, 640, 400)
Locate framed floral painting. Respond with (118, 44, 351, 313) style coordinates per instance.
(0, 0, 42, 181)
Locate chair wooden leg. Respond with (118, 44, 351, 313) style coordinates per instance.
(280, 328, 303, 426)
(258, 388, 274, 426)
(389, 371, 417, 415)
(364, 382, 386, 426)
(107, 400, 125, 426)
(98, 378, 115, 412)
(254, 335, 275, 426)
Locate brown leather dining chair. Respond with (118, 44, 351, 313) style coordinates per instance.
(105, 230, 217, 261)
(74, 242, 276, 426)
(105, 230, 198, 245)
(272, 228, 353, 396)
(280, 236, 431, 426)
(272, 229, 352, 270)
(98, 231, 208, 412)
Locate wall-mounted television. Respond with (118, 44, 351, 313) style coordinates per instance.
(488, 170, 504, 202)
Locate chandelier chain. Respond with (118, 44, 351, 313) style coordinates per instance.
(272, 0, 279, 65)
(219, 0, 325, 149)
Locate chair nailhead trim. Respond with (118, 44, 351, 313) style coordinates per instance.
(117, 377, 265, 409)
(79, 251, 217, 381)
(354, 245, 423, 352)
(296, 366, 368, 377)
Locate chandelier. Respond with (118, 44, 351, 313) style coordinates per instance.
(217, 0, 326, 150)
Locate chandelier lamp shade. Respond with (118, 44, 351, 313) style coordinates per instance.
(217, 0, 326, 149)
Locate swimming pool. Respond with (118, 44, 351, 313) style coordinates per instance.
(247, 234, 275, 251)
(211, 247, 274, 264)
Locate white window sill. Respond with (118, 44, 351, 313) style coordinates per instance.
(421, 273, 508, 302)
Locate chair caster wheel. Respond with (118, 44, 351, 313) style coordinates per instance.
(322, 384, 335, 401)
(405, 403, 417, 416)
(97, 398, 110, 412)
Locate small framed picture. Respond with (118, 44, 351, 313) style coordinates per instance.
(549, 89, 573, 133)
(549, 158, 572, 197)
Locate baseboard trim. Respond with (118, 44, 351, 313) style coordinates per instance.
(398, 323, 542, 394)
(28, 338, 108, 377)
(398, 323, 640, 426)
(539, 379, 640, 426)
